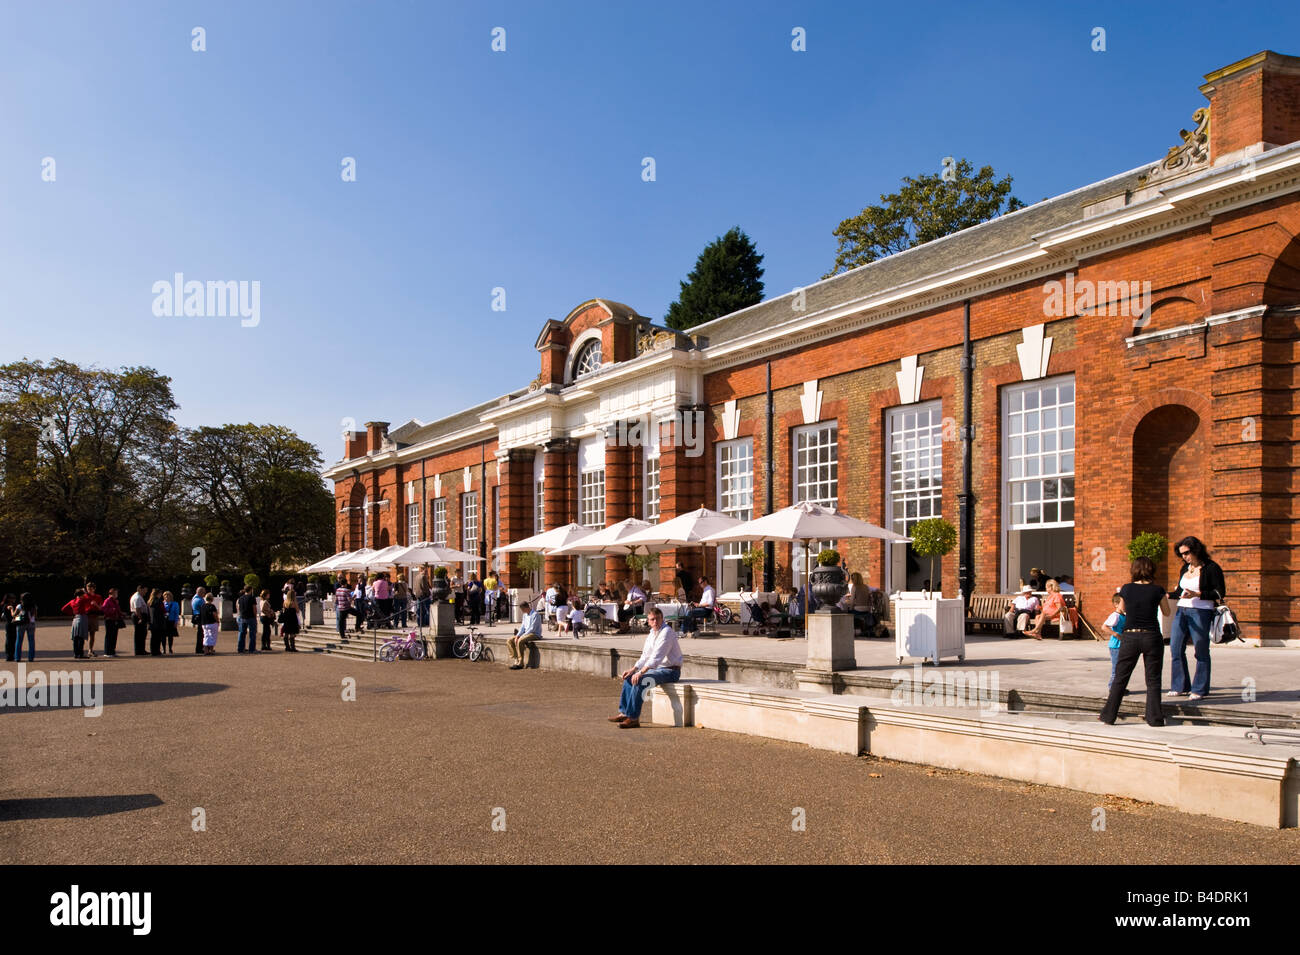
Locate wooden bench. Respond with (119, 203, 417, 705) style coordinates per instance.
(967, 593, 1019, 633)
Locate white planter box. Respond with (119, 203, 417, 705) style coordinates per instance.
(891, 593, 966, 665)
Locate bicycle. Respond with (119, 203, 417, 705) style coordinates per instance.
(379, 630, 427, 662)
(452, 626, 491, 662)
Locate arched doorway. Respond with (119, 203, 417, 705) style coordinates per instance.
(1131, 405, 1204, 570)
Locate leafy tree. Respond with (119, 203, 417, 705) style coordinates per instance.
(910, 518, 957, 593)
(825, 159, 1026, 277)
(183, 424, 334, 580)
(0, 359, 185, 578)
(665, 227, 765, 331)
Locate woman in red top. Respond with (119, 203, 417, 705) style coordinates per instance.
(62, 588, 95, 659)
(100, 588, 125, 657)
(1024, 579, 1078, 640)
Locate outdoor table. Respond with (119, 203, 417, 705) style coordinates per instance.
(653, 601, 688, 625)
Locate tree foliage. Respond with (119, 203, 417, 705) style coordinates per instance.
(183, 424, 334, 579)
(825, 159, 1026, 277)
(0, 358, 333, 583)
(665, 227, 765, 331)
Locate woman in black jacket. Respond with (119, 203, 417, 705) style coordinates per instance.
(148, 589, 168, 657)
(1168, 535, 1224, 701)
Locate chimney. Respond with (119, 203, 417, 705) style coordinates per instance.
(1200, 51, 1300, 164)
(344, 430, 367, 460)
(365, 421, 390, 451)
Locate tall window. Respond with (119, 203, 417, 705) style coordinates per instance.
(1006, 380, 1075, 527)
(888, 404, 943, 533)
(579, 469, 606, 528)
(362, 494, 371, 548)
(534, 480, 545, 534)
(462, 492, 479, 555)
(793, 423, 838, 507)
(718, 440, 754, 591)
(432, 498, 447, 545)
(644, 453, 660, 523)
(406, 502, 420, 545)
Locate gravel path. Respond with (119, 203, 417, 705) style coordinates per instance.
(3, 644, 1297, 864)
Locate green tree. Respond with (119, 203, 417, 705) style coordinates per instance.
(825, 159, 1026, 277)
(0, 359, 185, 578)
(183, 424, 334, 580)
(665, 227, 765, 331)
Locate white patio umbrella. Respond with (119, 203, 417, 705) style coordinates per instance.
(331, 548, 380, 571)
(548, 517, 654, 556)
(618, 507, 745, 594)
(361, 544, 410, 566)
(389, 542, 484, 565)
(492, 522, 595, 554)
(301, 551, 349, 574)
(700, 501, 910, 609)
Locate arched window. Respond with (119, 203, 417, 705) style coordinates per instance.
(573, 340, 602, 380)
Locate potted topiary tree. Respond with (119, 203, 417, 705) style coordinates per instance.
(430, 565, 451, 602)
(517, 551, 545, 591)
(204, 573, 219, 592)
(1127, 532, 1168, 571)
(244, 572, 261, 593)
(740, 548, 764, 591)
(892, 518, 964, 665)
(809, 548, 847, 611)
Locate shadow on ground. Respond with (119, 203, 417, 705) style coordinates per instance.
(0, 794, 164, 820)
(2, 681, 227, 713)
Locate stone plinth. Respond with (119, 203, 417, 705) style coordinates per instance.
(220, 597, 237, 631)
(303, 599, 323, 626)
(806, 611, 855, 671)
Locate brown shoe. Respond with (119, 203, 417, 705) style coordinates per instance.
(618, 719, 640, 729)
(607, 714, 628, 722)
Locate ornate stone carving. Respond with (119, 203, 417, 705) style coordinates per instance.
(1140, 107, 1210, 185)
(527, 374, 544, 393)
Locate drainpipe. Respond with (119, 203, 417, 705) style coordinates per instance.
(958, 299, 975, 608)
(480, 443, 488, 570)
(764, 361, 775, 593)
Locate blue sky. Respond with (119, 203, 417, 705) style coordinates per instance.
(2, 0, 1296, 465)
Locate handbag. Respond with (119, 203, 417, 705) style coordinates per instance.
(1211, 605, 1241, 643)
(1059, 610, 1074, 635)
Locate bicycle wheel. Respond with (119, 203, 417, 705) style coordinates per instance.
(469, 642, 483, 662)
(378, 643, 398, 662)
(716, 607, 733, 625)
(409, 640, 426, 661)
(452, 636, 469, 658)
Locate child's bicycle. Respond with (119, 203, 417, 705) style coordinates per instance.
(452, 626, 491, 662)
(379, 630, 427, 662)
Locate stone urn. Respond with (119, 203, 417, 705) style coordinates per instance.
(810, 564, 848, 611)
(430, 573, 450, 603)
(219, 580, 233, 600)
(304, 579, 319, 601)
(180, 583, 194, 605)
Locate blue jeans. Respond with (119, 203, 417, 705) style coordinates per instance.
(336, 608, 349, 638)
(237, 617, 257, 652)
(417, 597, 430, 627)
(618, 666, 681, 720)
(684, 607, 713, 633)
(1170, 607, 1213, 695)
(14, 621, 36, 661)
(1107, 647, 1119, 688)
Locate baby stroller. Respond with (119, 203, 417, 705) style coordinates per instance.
(739, 590, 770, 636)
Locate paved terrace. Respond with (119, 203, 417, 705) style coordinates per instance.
(421, 618, 1300, 727)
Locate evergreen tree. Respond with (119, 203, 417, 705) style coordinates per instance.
(665, 227, 765, 331)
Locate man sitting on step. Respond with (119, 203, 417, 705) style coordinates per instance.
(608, 606, 682, 729)
(507, 600, 543, 670)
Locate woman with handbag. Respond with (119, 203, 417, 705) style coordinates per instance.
(259, 590, 276, 651)
(279, 594, 301, 652)
(1168, 535, 1225, 702)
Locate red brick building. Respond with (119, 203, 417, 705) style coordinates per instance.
(326, 51, 1300, 640)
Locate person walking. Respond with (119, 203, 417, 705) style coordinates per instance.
(279, 593, 301, 652)
(148, 589, 167, 656)
(393, 579, 409, 628)
(414, 572, 430, 627)
(200, 593, 220, 654)
(373, 573, 392, 624)
(1168, 535, 1225, 702)
(101, 588, 123, 658)
(259, 590, 276, 651)
(236, 586, 258, 653)
(1099, 557, 1172, 727)
(130, 585, 150, 655)
(163, 591, 180, 654)
(334, 578, 353, 640)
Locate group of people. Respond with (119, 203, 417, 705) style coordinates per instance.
(1002, 575, 1078, 639)
(2, 593, 38, 662)
(1098, 536, 1226, 725)
(331, 572, 414, 635)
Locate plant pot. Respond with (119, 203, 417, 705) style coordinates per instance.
(810, 565, 848, 611)
(430, 576, 450, 602)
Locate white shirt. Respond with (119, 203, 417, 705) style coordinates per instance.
(634, 624, 683, 670)
(130, 593, 148, 616)
(1013, 594, 1040, 612)
(626, 586, 645, 604)
(545, 587, 558, 607)
(1178, 568, 1215, 610)
(569, 607, 585, 627)
(698, 586, 716, 608)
